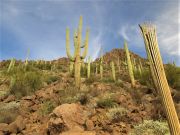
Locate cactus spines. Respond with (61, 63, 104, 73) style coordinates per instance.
(87, 56, 91, 78)
(7, 58, 15, 73)
(124, 41, 135, 87)
(66, 16, 89, 88)
(139, 23, 180, 134)
(111, 61, 116, 81)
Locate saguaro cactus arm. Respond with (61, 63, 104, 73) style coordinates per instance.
(124, 41, 135, 87)
(139, 23, 180, 134)
(81, 29, 89, 59)
(66, 28, 75, 61)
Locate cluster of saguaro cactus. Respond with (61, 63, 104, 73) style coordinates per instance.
(139, 23, 180, 134)
(7, 58, 16, 73)
(110, 61, 116, 81)
(124, 41, 135, 87)
(66, 16, 89, 88)
(87, 56, 91, 78)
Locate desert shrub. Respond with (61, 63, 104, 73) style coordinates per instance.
(39, 100, 55, 116)
(97, 97, 117, 108)
(0, 102, 20, 123)
(114, 79, 124, 87)
(78, 93, 89, 105)
(101, 77, 114, 83)
(9, 67, 42, 99)
(58, 87, 79, 104)
(134, 68, 154, 88)
(130, 120, 170, 135)
(85, 76, 96, 84)
(44, 75, 59, 85)
(165, 64, 180, 90)
(106, 107, 128, 122)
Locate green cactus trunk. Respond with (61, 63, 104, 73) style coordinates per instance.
(66, 16, 89, 88)
(117, 57, 121, 73)
(140, 24, 180, 134)
(100, 56, 103, 80)
(124, 41, 135, 87)
(69, 62, 74, 75)
(111, 61, 116, 81)
(95, 63, 98, 75)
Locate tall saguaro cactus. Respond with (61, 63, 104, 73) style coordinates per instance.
(66, 16, 89, 88)
(111, 61, 116, 81)
(139, 23, 180, 134)
(124, 41, 135, 87)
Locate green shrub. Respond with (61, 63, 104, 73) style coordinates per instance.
(39, 100, 55, 116)
(97, 97, 117, 108)
(85, 76, 96, 84)
(9, 67, 42, 99)
(106, 107, 128, 122)
(130, 120, 170, 135)
(44, 75, 59, 85)
(134, 68, 154, 88)
(165, 64, 180, 90)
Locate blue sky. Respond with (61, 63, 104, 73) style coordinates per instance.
(0, 0, 179, 65)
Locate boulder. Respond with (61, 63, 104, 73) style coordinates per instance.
(47, 103, 88, 134)
(8, 115, 26, 133)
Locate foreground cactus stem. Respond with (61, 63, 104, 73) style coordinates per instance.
(110, 61, 116, 81)
(139, 23, 180, 134)
(69, 61, 74, 75)
(124, 41, 135, 87)
(66, 16, 89, 88)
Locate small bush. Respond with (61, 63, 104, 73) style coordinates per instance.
(78, 93, 89, 105)
(97, 97, 117, 108)
(114, 79, 124, 87)
(101, 78, 114, 83)
(165, 64, 180, 90)
(130, 120, 170, 135)
(44, 75, 59, 85)
(39, 100, 55, 116)
(85, 76, 96, 84)
(9, 67, 42, 99)
(106, 107, 128, 122)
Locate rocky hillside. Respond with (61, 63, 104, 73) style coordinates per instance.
(0, 49, 179, 135)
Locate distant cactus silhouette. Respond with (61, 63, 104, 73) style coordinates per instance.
(25, 49, 30, 67)
(66, 16, 89, 88)
(124, 41, 135, 87)
(139, 23, 180, 135)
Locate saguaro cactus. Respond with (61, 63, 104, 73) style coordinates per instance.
(110, 61, 116, 81)
(87, 56, 91, 78)
(66, 16, 89, 88)
(100, 53, 103, 80)
(139, 23, 180, 134)
(124, 41, 135, 87)
(117, 57, 121, 73)
(25, 49, 30, 67)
